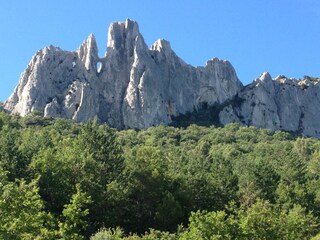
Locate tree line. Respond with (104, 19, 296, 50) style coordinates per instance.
(0, 110, 320, 239)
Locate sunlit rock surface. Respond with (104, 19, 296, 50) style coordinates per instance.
(219, 73, 320, 137)
(6, 19, 320, 137)
(5, 19, 242, 129)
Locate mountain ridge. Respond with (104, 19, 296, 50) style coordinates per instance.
(4, 19, 320, 137)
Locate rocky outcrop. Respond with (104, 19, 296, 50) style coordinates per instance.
(219, 73, 320, 137)
(5, 19, 242, 129)
(5, 19, 319, 137)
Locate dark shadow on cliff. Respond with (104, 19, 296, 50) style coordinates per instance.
(170, 94, 245, 128)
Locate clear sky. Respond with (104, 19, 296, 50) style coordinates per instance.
(0, 0, 319, 101)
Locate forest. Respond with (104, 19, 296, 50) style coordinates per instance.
(0, 110, 320, 239)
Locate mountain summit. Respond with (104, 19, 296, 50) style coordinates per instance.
(4, 20, 320, 137)
(4, 19, 242, 128)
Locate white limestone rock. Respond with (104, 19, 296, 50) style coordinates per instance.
(5, 19, 320, 137)
(5, 35, 100, 121)
(103, 20, 242, 129)
(5, 19, 243, 129)
(219, 72, 320, 137)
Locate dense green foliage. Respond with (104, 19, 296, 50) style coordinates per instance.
(0, 111, 320, 239)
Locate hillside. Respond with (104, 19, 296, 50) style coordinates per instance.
(0, 111, 320, 239)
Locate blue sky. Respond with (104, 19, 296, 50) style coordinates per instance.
(0, 0, 319, 101)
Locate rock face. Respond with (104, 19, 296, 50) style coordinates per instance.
(5, 19, 320, 137)
(5, 19, 242, 129)
(219, 73, 320, 137)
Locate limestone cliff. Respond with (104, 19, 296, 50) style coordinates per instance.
(219, 73, 320, 137)
(5, 19, 242, 129)
(5, 19, 319, 137)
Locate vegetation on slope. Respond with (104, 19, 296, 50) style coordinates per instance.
(0, 111, 320, 239)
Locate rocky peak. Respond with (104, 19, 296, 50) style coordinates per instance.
(258, 72, 272, 82)
(77, 34, 99, 72)
(151, 39, 177, 64)
(152, 39, 171, 51)
(251, 71, 274, 90)
(105, 19, 149, 73)
(107, 19, 142, 50)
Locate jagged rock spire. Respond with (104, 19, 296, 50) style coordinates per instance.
(77, 34, 99, 72)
